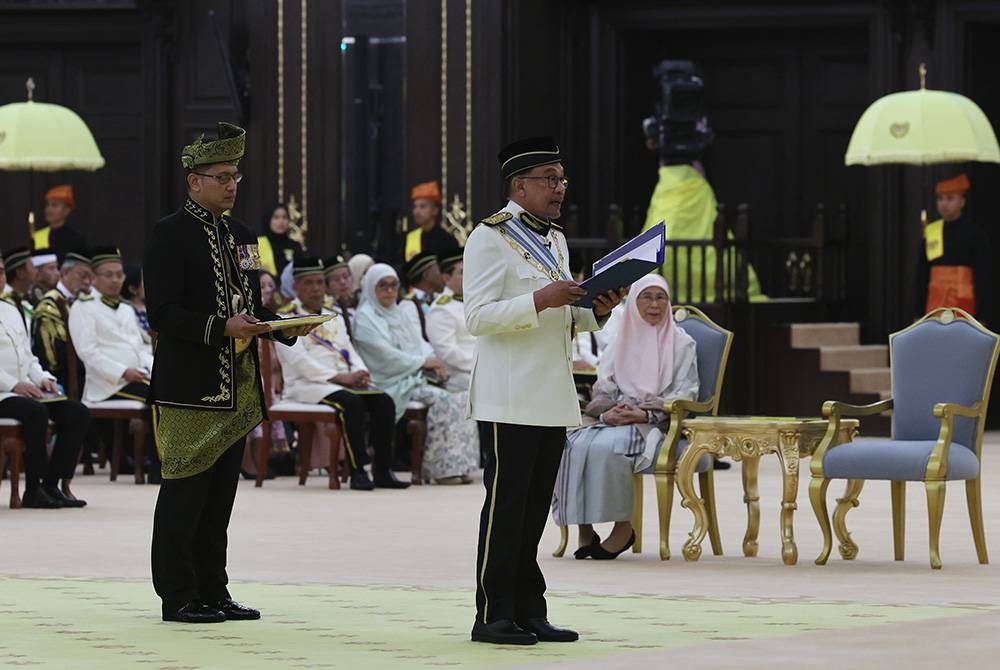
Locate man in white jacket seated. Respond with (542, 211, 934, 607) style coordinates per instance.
(275, 257, 409, 491)
(68, 246, 158, 480)
(0, 254, 90, 508)
(425, 252, 474, 392)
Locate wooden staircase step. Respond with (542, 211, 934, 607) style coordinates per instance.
(819, 345, 889, 371)
(849, 368, 891, 394)
(790, 323, 859, 349)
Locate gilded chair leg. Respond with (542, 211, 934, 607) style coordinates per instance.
(833, 479, 864, 560)
(699, 471, 723, 556)
(631, 474, 643, 554)
(741, 457, 761, 557)
(925, 480, 946, 570)
(965, 478, 989, 565)
(890, 480, 905, 561)
(553, 525, 568, 558)
(810, 477, 832, 565)
(655, 471, 674, 560)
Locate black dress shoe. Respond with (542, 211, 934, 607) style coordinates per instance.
(350, 469, 376, 491)
(471, 619, 537, 645)
(162, 602, 226, 623)
(573, 533, 601, 560)
(590, 531, 636, 560)
(516, 618, 579, 642)
(21, 488, 64, 509)
(42, 485, 86, 508)
(373, 471, 411, 489)
(216, 598, 261, 621)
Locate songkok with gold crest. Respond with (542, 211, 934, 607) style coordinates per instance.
(3, 247, 31, 273)
(89, 246, 122, 271)
(324, 255, 348, 276)
(498, 136, 561, 182)
(45, 184, 75, 209)
(180, 122, 246, 169)
(404, 251, 438, 284)
(61, 249, 91, 267)
(292, 257, 324, 279)
(411, 180, 442, 205)
(935, 173, 970, 195)
(438, 251, 464, 275)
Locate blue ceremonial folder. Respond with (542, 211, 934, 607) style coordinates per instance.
(576, 222, 665, 308)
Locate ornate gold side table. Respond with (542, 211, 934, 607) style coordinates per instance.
(677, 416, 859, 565)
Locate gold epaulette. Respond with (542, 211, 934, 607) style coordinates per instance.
(435, 294, 452, 305)
(76, 293, 94, 302)
(480, 211, 513, 227)
(43, 288, 64, 302)
(33, 298, 63, 321)
(277, 302, 298, 315)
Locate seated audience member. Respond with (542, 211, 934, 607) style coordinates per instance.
(275, 258, 409, 490)
(425, 252, 474, 391)
(552, 275, 698, 559)
(0, 254, 90, 508)
(258, 269, 285, 314)
(257, 202, 302, 277)
(31, 250, 92, 391)
(353, 264, 479, 484)
(121, 264, 152, 346)
(347, 253, 374, 304)
(324, 256, 356, 337)
(3, 247, 37, 329)
(399, 251, 444, 340)
(68, 247, 160, 480)
(30, 248, 60, 304)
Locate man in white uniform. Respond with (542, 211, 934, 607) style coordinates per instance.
(464, 137, 623, 645)
(276, 258, 409, 490)
(425, 252, 474, 392)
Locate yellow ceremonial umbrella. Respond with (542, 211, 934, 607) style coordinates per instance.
(0, 78, 105, 235)
(844, 64, 1000, 222)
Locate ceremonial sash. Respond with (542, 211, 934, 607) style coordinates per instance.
(927, 265, 975, 316)
(500, 217, 569, 281)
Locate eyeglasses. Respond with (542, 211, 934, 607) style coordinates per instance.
(192, 171, 243, 185)
(95, 271, 126, 280)
(635, 292, 669, 303)
(518, 175, 569, 190)
(375, 281, 400, 291)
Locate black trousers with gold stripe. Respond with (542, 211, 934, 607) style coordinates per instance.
(319, 390, 395, 473)
(475, 421, 565, 624)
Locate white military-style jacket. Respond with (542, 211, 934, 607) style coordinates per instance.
(68, 290, 153, 403)
(464, 200, 603, 427)
(0, 299, 55, 402)
(425, 287, 474, 391)
(275, 300, 369, 404)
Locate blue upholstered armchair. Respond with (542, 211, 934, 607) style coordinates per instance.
(809, 308, 1000, 569)
(553, 305, 733, 560)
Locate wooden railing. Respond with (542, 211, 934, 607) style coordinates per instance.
(566, 202, 849, 305)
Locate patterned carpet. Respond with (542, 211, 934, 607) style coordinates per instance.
(3, 576, 991, 669)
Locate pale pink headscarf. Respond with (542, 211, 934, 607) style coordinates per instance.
(599, 274, 686, 402)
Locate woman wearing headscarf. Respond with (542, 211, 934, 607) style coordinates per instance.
(552, 274, 698, 559)
(256, 202, 303, 278)
(347, 253, 374, 303)
(352, 263, 479, 484)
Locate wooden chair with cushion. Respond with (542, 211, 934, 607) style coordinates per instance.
(553, 305, 732, 560)
(810, 308, 1000, 569)
(0, 420, 26, 508)
(257, 338, 348, 489)
(65, 336, 149, 484)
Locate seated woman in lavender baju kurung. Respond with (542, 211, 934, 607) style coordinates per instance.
(552, 275, 698, 559)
